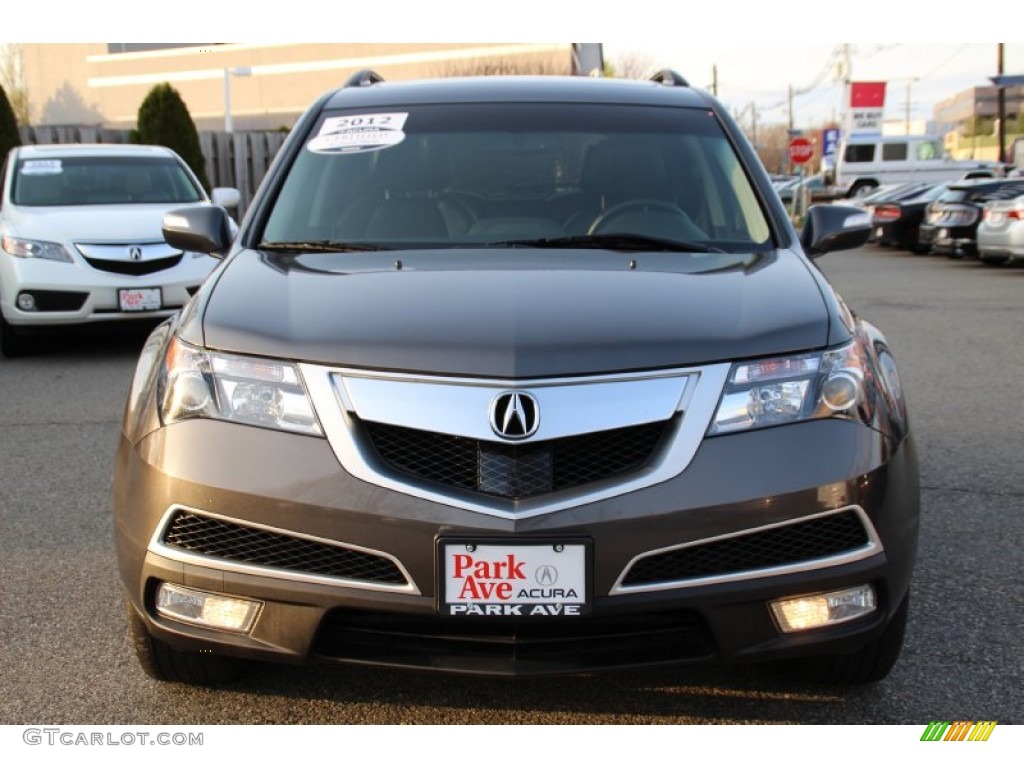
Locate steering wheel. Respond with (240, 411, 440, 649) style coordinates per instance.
(588, 199, 690, 234)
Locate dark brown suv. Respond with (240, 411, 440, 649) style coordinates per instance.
(114, 70, 918, 687)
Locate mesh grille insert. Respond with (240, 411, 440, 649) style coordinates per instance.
(363, 420, 668, 500)
(622, 510, 871, 587)
(161, 510, 407, 585)
(83, 254, 182, 276)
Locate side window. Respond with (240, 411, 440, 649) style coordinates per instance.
(844, 144, 875, 163)
(882, 143, 908, 161)
(917, 141, 941, 161)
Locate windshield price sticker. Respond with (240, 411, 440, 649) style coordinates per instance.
(21, 159, 63, 175)
(118, 288, 162, 312)
(307, 112, 409, 154)
(441, 541, 588, 617)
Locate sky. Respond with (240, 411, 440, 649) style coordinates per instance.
(3, 2, 1020, 135)
(603, 43, 1024, 129)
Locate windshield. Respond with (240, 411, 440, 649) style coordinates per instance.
(12, 155, 204, 206)
(262, 103, 772, 253)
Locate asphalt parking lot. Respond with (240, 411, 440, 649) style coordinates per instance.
(0, 245, 1021, 725)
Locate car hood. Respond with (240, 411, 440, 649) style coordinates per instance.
(195, 249, 834, 378)
(3, 203, 187, 243)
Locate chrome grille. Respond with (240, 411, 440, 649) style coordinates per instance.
(363, 419, 669, 500)
(161, 510, 407, 585)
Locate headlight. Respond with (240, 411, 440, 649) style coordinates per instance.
(158, 337, 322, 436)
(709, 340, 870, 434)
(2, 235, 73, 262)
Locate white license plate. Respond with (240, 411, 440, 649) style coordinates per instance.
(440, 540, 588, 617)
(118, 288, 162, 312)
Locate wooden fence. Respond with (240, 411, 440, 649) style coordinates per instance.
(17, 125, 289, 217)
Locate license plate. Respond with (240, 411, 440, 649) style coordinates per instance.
(118, 288, 162, 312)
(439, 540, 589, 617)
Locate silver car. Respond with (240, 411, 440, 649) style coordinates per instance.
(977, 194, 1024, 265)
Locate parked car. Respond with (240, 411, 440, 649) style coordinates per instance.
(775, 173, 843, 205)
(836, 134, 1002, 198)
(918, 179, 1024, 258)
(114, 70, 918, 687)
(977, 194, 1024, 265)
(870, 184, 948, 252)
(0, 144, 238, 357)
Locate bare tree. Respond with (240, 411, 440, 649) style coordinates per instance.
(0, 44, 29, 125)
(610, 51, 657, 81)
(435, 56, 571, 78)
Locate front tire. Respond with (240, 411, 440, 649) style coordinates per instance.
(792, 592, 910, 686)
(125, 598, 249, 686)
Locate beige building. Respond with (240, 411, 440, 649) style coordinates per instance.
(20, 43, 571, 131)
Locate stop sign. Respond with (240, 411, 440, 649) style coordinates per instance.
(789, 137, 814, 165)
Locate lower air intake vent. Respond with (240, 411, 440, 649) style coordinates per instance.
(621, 510, 871, 587)
(161, 510, 407, 585)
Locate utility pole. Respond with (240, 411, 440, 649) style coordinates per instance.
(788, 84, 794, 133)
(842, 44, 852, 137)
(998, 43, 1006, 164)
(712, 64, 718, 97)
(903, 79, 918, 135)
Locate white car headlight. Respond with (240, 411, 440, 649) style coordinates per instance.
(158, 337, 322, 436)
(2, 235, 74, 262)
(709, 340, 870, 434)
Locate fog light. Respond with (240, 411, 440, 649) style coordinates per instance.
(770, 584, 876, 633)
(17, 292, 36, 311)
(156, 583, 261, 633)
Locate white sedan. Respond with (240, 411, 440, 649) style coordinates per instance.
(977, 194, 1024, 265)
(0, 143, 237, 357)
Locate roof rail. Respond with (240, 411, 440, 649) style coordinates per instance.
(344, 70, 385, 88)
(649, 69, 690, 87)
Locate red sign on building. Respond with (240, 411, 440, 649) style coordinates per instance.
(849, 81, 887, 134)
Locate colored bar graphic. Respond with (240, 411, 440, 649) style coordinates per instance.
(921, 721, 950, 741)
(920, 721, 996, 742)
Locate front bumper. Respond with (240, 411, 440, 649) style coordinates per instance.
(114, 418, 919, 677)
(0, 253, 216, 326)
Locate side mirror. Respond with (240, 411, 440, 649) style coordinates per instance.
(163, 205, 234, 259)
(211, 187, 241, 208)
(800, 204, 872, 258)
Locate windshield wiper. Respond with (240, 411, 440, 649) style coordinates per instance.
(483, 233, 725, 253)
(258, 240, 391, 253)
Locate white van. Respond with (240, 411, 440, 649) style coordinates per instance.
(835, 135, 1002, 197)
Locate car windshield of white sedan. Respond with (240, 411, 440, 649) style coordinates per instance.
(262, 103, 773, 254)
(12, 156, 204, 206)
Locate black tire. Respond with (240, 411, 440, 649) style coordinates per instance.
(848, 181, 877, 199)
(792, 592, 910, 686)
(125, 598, 249, 685)
(0, 313, 30, 358)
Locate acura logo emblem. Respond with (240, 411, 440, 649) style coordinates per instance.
(489, 391, 540, 440)
(129, 246, 143, 261)
(536, 565, 558, 586)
